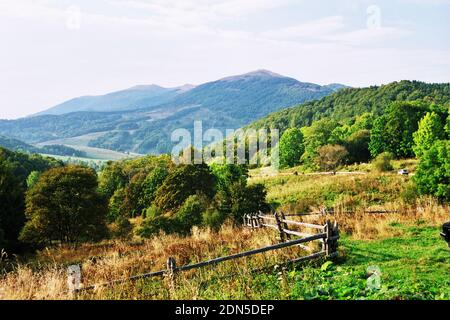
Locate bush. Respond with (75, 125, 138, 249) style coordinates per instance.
(20, 166, 108, 245)
(176, 195, 207, 235)
(110, 216, 133, 239)
(154, 164, 215, 212)
(315, 144, 348, 173)
(372, 152, 394, 172)
(202, 209, 227, 231)
(137, 215, 176, 238)
(401, 182, 419, 205)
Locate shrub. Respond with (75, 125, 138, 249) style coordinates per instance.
(110, 216, 133, 239)
(202, 209, 227, 231)
(176, 195, 207, 235)
(137, 215, 176, 238)
(372, 152, 394, 172)
(315, 144, 348, 173)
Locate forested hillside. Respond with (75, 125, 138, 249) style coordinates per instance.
(247, 81, 450, 132)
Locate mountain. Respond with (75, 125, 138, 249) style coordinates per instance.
(246, 80, 450, 133)
(34, 84, 196, 116)
(0, 70, 347, 154)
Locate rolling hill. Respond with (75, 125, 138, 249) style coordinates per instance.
(0, 70, 346, 154)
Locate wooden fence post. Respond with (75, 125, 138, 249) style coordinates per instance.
(274, 212, 286, 243)
(279, 211, 291, 240)
(325, 220, 331, 256)
(166, 257, 177, 295)
(67, 264, 82, 295)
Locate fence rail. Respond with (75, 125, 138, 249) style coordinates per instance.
(68, 212, 339, 294)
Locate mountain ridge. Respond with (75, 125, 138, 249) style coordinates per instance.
(1, 70, 348, 154)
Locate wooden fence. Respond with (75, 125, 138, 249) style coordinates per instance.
(68, 212, 339, 294)
(243, 211, 339, 257)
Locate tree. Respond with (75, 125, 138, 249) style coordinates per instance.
(413, 140, 449, 202)
(301, 119, 338, 167)
(140, 165, 169, 208)
(369, 102, 428, 158)
(154, 164, 216, 212)
(176, 195, 207, 235)
(315, 145, 348, 174)
(210, 164, 248, 192)
(0, 159, 25, 251)
(20, 166, 108, 245)
(413, 112, 445, 158)
(26, 171, 41, 189)
(108, 188, 127, 222)
(279, 128, 305, 168)
(345, 129, 371, 163)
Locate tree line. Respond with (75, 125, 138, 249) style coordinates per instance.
(0, 148, 268, 252)
(277, 101, 449, 201)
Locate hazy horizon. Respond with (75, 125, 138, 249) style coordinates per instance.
(1, 0, 449, 119)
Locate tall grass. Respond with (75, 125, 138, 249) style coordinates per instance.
(1, 198, 447, 300)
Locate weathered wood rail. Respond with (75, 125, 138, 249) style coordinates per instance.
(243, 211, 339, 257)
(68, 212, 339, 294)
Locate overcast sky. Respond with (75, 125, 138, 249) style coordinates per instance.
(1, 0, 449, 119)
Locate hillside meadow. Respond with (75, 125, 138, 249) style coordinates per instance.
(1, 163, 448, 300)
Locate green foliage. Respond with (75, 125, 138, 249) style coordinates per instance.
(314, 144, 348, 173)
(140, 165, 169, 208)
(413, 140, 449, 201)
(202, 209, 227, 231)
(210, 164, 248, 192)
(111, 216, 133, 239)
(176, 195, 207, 235)
(369, 102, 429, 158)
(224, 182, 269, 223)
(108, 188, 127, 222)
(40, 145, 87, 157)
(0, 159, 25, 251)
(372, 152, 394, 172)
(154, 164, 216, 212)
(279, 128, 304, 168)
(0, 147, 61, 251)
(345, 129, 371, 163)
(26, 171, 41, 189)
(413, 112, 445, 158)
(137, 215, 175, 238)
(249, 81, 450, 133)
(99, 161, 127, 199)
(301, 119, 338, 168)
(20, 166, 108, 245)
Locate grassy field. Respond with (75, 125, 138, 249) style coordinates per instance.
(0, 162, 448, 300)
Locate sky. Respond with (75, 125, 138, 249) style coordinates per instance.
(0, 0, 449, 119)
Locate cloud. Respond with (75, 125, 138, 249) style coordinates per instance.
(261, 16, 346, 40)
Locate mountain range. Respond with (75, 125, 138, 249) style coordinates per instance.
(0, 70, 347, 155)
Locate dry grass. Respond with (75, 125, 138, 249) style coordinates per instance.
(1, 199, 447, 300)
(0, 223, 309, 300)
(250, 171, 410, 213)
